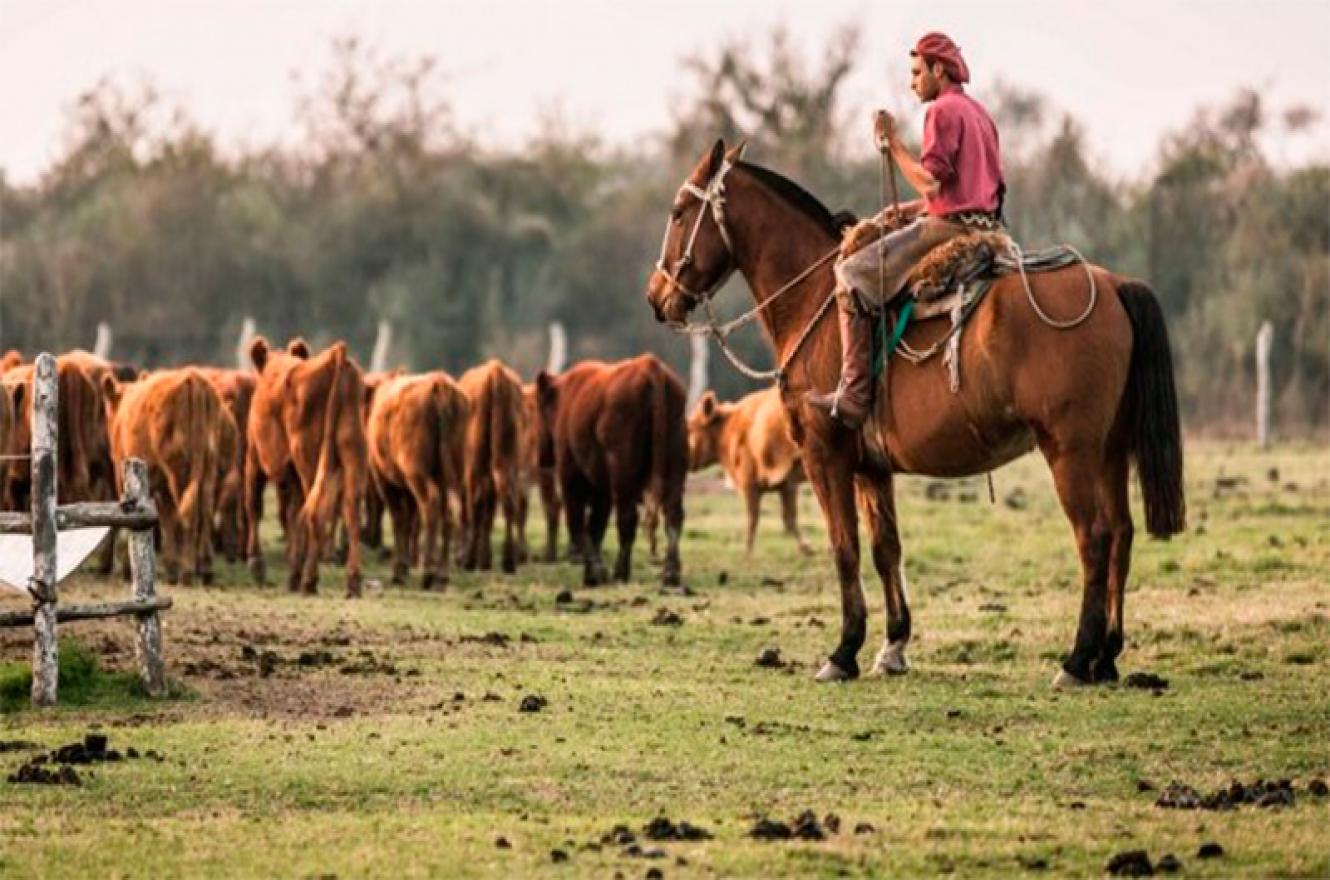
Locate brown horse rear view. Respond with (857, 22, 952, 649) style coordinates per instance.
(535, 355, 687, 587)
(246, 337, 369, 597)
(517, 383, 562, 563)
(103, 368, 224, 585)
(457, 359, 527, 574)
(366, 371, 469, 589)
(199, 368, 256, 564)
(647, 141, 1184, 687)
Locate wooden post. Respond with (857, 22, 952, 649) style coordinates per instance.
(30, 353, 58, 707)
(124, 458, 166, 696)
(1256, 321, 1273, 449)
(686, 334, 709, 413)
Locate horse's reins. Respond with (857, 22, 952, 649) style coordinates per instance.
(655, 157, 839, 382)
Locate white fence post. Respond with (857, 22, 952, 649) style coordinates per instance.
(546, 322, 567, 375)
(686, 334, 709, 414)
(30, 353, 58, 707)
(93, 322, 113, 359)
(236, 317, 256, 371)
(1256, 321, 1273, 449)
(369, 320, 392, 373)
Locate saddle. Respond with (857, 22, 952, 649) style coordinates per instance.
(904, 229, 1013, 320)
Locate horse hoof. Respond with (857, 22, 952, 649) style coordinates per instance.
(814, 661, 853, 683)
(869, 643, 909, 676)
(1051, 668, 1091, 690)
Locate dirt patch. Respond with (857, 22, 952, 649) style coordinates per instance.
(642, 816, 712, 841)
(7, 733, 163, 787)
(1105, 849, 1153, 876)
(651, 609, 683, 627)
(1124, 671, 1170, 692)
(1156, 778, 1301, 810)
(1156, 853, 1183, 874)
(0, 740, 41, 753)
(458, 632, 511, 648)
(748, 810, 836, 841)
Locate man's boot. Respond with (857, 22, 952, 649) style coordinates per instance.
(806, 294, 874, 430)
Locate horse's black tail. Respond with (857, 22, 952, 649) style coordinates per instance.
(1117, 280, 1186, 538)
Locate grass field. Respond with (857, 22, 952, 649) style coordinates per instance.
(2, 442, 1327, 878)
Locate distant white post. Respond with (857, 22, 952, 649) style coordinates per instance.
(92, 322, 112, 359)
(235, 318, 256, 371)
(546, 322, 567, 375)
(1256, 320, 1273, 449)
(686, 334, 709, 413)
(370, 320, 392, 373)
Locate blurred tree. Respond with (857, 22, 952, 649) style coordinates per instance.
(0, 38, 1324, 434)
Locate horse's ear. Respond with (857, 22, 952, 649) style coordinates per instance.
(724, 140, 747, 164)
(101, 373, 122, 409)
(250, 336, 270, 372)
(699, 390, 717, 420)
(707, 138, 726, 176)
(287, 338, 310, 359)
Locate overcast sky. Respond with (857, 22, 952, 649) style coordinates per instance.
(2, 0, 1328, 185)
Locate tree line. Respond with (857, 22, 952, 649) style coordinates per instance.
(2, 31, 1325, 434)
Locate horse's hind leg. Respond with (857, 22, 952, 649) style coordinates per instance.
(1044, 443, 1112, 688)
(1093, 450, 1133, 682)
(856, 474, 911, 676)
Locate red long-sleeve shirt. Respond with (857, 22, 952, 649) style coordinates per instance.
(920, 84, 1004, 217)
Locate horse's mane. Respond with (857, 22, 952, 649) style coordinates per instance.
(737, 161, 856, 236)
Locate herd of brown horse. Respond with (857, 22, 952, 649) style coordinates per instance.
(0, 341, 806, 602)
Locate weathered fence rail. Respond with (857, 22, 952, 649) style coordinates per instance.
(0, 352, 170, 706)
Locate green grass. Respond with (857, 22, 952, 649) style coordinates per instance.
(0, 442, 1327, 877)
(0, 641, 175, 713)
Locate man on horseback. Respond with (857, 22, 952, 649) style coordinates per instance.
(808, 32, 1005, 429)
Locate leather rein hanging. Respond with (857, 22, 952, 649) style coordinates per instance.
(654, 157, 839, 383)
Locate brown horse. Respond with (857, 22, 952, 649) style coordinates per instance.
(646, 140, 1185, 687)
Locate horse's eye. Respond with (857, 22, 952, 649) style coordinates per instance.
(670, 208, 683, 223)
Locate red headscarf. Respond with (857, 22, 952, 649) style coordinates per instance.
(912, 32, 970, 84)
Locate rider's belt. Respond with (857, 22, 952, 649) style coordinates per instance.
(944, 210, 1003, 230)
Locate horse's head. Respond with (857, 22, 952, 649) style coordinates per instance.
(646, 138, 747, 325)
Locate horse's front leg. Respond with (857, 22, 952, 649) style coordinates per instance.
(803, 434, 867, 682)
(856, 472, 912, 675)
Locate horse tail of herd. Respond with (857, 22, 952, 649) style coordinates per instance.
(1117, 280, 1187, 539)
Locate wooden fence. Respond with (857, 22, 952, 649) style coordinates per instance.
(0, 353, 170, 707)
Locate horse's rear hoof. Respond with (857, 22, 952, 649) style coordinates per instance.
(248, 557, 267, 586)
(814, 660, 854, 683)
(869, 642, 909, 676)
(1051, 668, 1091, 690)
